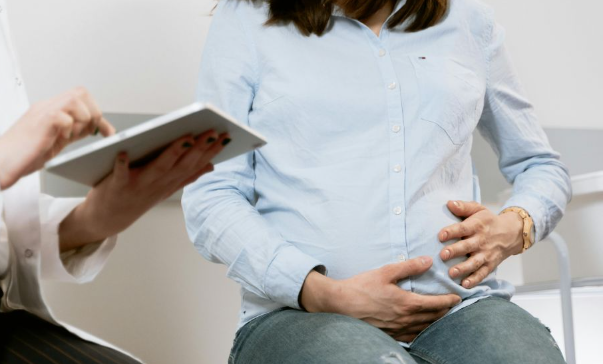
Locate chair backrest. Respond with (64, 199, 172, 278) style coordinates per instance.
(509, 171, 603, 285)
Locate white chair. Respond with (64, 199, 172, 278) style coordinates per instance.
(509, 171, 603, 364)
(515, 232, 576, 364)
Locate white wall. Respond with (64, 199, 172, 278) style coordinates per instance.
(9, 0, 603, 129)
(481, 0, 603, 130)
(8, 0, 215, 114)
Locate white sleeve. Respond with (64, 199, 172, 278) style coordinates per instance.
(39, 194, 117, 283)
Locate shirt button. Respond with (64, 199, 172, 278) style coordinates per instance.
(391, 125, 401, 133)
(388, 82, 397, 90)
(393, 165, 402, 173)
(24, 249, 33, 258)
(398, 254, 407, 262)
(393, 206, 402, 215)
(378, 49, 386, 57)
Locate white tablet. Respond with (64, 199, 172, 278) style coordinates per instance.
(45, 102, 267, 186)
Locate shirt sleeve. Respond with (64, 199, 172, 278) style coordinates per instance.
(39, 194, 117, 283)
(476, 17, 572, 243)
(182, 0, 325, 309)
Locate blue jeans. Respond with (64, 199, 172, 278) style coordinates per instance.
(229, 297, 566, 364)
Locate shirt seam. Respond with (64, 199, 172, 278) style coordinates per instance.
(482, 6, 495, 98)
(233, 3, 261, 96)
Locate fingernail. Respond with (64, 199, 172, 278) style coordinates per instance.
(93, 127, 100, 136)
(453, 201, 461, 208)
(119, 158, 127, 164)
(463, 279, 471, 288)
(222, 138, 232, 146)
(183, 142, 193, 149)
(441, 231, 449, 241)
(443, 250, 451, 260)
(421, 257, 431, 265)
(451, 268, 459, 278)
(207, 137, 216, 144)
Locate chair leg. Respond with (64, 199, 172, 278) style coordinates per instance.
(549, 232, 576, 364)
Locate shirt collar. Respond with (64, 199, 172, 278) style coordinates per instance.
(332, 1, 405, 18)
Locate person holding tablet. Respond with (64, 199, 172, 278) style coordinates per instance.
(0, 1, 228, 361)
(183, 0, 571, 363)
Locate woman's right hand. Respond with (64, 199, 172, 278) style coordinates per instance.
(0, 87, 114, 189)
(300, 257, 462, 342)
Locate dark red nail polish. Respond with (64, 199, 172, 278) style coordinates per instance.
(183, 142, 193, 149)
(222, 138, 232, 146)
(207, 137, 217, 144)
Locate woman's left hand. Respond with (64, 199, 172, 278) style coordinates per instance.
(438, 200, 525, 289)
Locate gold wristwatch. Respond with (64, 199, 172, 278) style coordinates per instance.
(500, 207, 534, 254)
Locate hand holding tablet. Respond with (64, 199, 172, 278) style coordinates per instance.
(45, 103, 267, 186)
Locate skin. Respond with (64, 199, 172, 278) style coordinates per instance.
(438, 200, 524, 289)
(299, 1, 526, 342)
(300, 257, 462, 342)
(362, 1, 394, 36)
(0, 87, 115, 189)
(0, 87, 229, 252)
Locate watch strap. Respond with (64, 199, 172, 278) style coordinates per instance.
(501, 207, 534, 253)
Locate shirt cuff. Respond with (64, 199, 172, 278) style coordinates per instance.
(264, 244, 325, 310)
(500, 193, 548, 243)
(39, 195, 117, 283)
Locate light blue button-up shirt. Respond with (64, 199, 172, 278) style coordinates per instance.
(183, 0, 571, 331)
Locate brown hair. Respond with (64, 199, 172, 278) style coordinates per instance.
(263, 0, 449, 36)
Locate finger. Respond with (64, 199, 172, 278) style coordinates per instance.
(50, 136, 71, 158)
(411, 293, 461, 312)
(187, 133, 229, 170)
(449, 252, 487, 279)
(380, 256, 433, 283)
(392, 309, 448, 327)
(392, 334, 418, 343)
(439, 218, 481, 242)
(51, 111, 75, 140)
(462, 265, 492, 289)
(170, 130, 220, 173)
(97, 116, 116, 137)
(195, 129, 221, 144)
(139, 135, 196, 184)
(440, 237, 480, 261)
(60, 94, 92, 136)
(446, 200, 487, 219)
(111, 152, 130, 186)
(388, 322, 432, 337)
(76, 87, 103, 128)
(363, 318, 398, 330)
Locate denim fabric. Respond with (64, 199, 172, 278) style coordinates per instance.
(229, 297, 566, 364)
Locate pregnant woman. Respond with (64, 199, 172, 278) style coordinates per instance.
(183, 0, 572, 363)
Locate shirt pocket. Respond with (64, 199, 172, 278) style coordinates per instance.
(411, 56, 485, 146)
